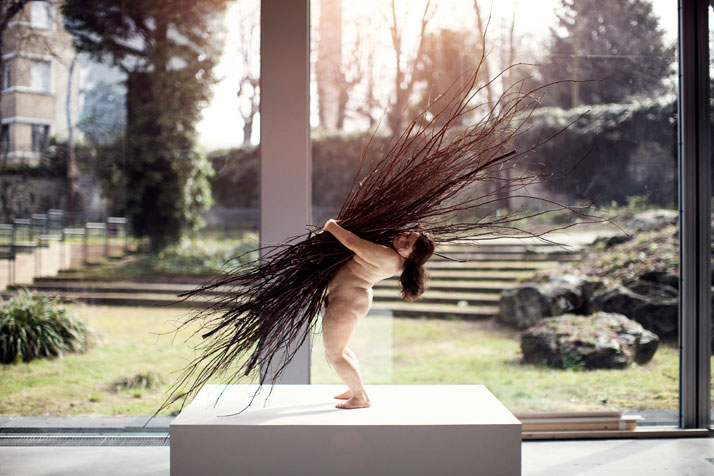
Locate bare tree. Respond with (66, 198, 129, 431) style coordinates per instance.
(350, 32, 378, 129)
(472, 0, 495, 105)
(316, 0, 375, 131)
(235, 0, 260, 145)
(316, 0, 342, 130)
(386, 0, 434, 135)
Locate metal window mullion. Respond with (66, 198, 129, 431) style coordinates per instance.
(678, 0, 711, 430)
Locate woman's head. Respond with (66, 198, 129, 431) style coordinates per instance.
(396, 232, 434, 301)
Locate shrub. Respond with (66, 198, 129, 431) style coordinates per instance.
(0, 291, 93, 364)
(111, 371, 163, 392)
(117, 233, 259, 276)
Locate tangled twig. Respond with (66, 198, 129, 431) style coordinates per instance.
(151, 50, 605, 419)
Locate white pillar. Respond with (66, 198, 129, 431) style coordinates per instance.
(259, 0, 311, 384)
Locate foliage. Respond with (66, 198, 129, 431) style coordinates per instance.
(412, 28, 484, 127)
(77, 233, 259, 277)
(63, 0, 230, 252)
(130, 234, 258, 275)
(208, 146, 259, 208)
(519, 98, 678, 206)
(574, 224, 679, 284)
(111, 371, 163, 392)
(77, 79, 126, 146)
(208, 133, 394, 210)
(539, 0, 676, 108)
(0, 291, 93, 364)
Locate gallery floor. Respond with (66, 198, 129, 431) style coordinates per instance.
(0, 436, 712, 475)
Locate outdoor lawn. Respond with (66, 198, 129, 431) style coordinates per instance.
(0, 304, 686, 416)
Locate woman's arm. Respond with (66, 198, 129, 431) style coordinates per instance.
(323, 219, 395, 266)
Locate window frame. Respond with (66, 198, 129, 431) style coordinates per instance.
(30, 1, 53, 30)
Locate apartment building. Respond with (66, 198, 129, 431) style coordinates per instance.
(1, 0, 79, 165)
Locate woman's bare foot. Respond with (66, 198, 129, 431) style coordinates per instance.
(334, 390, 352, 400)
(335, 394, 370, 409)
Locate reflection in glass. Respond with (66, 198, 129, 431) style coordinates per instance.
(308, 0, 680, 426)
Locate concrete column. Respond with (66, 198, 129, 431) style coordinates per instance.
(260, 0, 311, 384)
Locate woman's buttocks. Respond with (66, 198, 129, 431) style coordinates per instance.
(326, 283, 373, 315)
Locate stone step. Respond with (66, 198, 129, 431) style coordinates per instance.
(372, 288, 500, 306)
(432, 252, 581, 262)
(374, 279, 517, 293)
(8, 281, 226, 296)
(15, 277, 520, 299)
(436, 243, 581, 253)
(0, 290, 207, 308)
(420, 269, 536, 281)
(0, 289, 499, 320)
(9, 284, 505, 308)
(426, 260, 559, 271)
(37, 269, 536, 283)
(371, 301, 498, 320)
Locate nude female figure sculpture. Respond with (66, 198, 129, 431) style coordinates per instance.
(321, 219, 435, 409)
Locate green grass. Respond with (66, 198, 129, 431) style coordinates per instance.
(0, 305, 698, 416)
(313, 315, 686, 413)
(0, 304, 257, 416)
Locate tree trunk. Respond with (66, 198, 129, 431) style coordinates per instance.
(472, 0, 493, 105)
(243, 116, 253, 145)
(316, 0, 343, 130)
(66, 54, 79, 213)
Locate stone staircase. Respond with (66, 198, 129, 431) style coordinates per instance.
(1, 240, 583, 320)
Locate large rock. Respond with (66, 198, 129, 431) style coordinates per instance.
(499, 274, 604, 329)
(591, 234, 631, 249)
(590, 281, 678, 339)
(625, 209, 678, 232)
(520, 312, 660, 370)
(639, 271, 678, 290)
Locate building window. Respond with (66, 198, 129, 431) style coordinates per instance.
(1, 125, 9, 155)
(31, 124, 49, 153)
(3, 66, 10, 90)
(30, 60, 51, 92)
(30, 1, 53, 30)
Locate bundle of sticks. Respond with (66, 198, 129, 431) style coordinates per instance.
(154, 55, 596, 417)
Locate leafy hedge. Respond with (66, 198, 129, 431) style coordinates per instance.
(0, 291, 93, 364)
(518, 98, 678, 207)
(209, 98, 691, 211)
(209, 132, 393, 210)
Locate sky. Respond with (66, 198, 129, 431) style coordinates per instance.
(196, 0, 680, 152)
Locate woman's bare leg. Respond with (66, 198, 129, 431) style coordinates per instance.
(334, 347, 359, 399)
(323, 303, 370, 409)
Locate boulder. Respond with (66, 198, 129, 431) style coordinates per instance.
(625, 209, 678, 232)
(499, 274, 604, 329)
(592, 234, 631, 249)
(590, 281, 678, 339)
(639, 270, 679, 290)
(520, 312, 660, 370)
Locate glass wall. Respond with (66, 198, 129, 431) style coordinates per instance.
(309, 0, 681, 426)
(708, 1, 714, 425)
(0, 1, 258, 417)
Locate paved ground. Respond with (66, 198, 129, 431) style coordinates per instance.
(0, 415, 712, 476)
(0, 437, 712, 475)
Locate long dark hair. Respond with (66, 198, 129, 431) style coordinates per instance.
(399, 233, 435, 302)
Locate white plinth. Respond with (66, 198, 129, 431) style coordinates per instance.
(170, 385, 521, 476)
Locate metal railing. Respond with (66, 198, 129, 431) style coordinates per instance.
(0, 210, 130, 288)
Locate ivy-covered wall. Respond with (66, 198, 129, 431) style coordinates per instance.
(518, 98, 679, 207)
